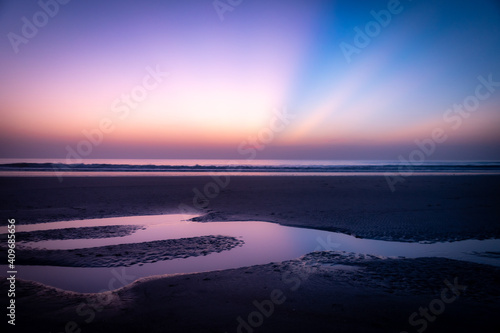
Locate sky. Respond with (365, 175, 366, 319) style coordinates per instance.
(1, 0, 499, 160)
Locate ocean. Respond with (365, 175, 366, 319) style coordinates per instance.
(1, 158, 500, 177)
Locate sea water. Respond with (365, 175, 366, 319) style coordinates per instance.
(0, 214, 499, 292)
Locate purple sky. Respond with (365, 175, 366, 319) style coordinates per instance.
(1, 0, 499, 160)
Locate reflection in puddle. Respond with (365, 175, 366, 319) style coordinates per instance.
(1, 214, 499, 292)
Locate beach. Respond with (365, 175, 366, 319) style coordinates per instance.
(2, 253, 500, 333)
(2, 175, 499, 242)
(1, 175, 500, 332)
(3, 0, 500, 331)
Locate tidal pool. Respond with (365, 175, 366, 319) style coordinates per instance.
(1, 214, 499, 292)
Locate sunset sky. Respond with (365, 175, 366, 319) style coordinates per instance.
(1, 0, 499, 160)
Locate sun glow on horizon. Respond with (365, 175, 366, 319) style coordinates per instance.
(1, 0, 499, 159)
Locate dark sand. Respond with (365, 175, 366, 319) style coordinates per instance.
(1, 235, 243, 267)
(2, 252, 499, 333)
(0, 225, 145, 243)
(1, 175, 500, 242)
(1, 175, 500, 332)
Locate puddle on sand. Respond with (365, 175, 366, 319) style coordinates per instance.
(1, 214, 499, 292)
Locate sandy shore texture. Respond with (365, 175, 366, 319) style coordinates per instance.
(1, 175, 499, 242)
(0, 225, 145, 243)
(1, 235, 243, 267)
(1, 251, 499, 333)
(1, 175, 499, 332)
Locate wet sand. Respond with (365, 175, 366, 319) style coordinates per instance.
(1, 175, 500, 332)
(1, 235, 243, 267)
(1, 175, 500, 242)
(0, 224, 145, 243)
(2, 252, 499, 333)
